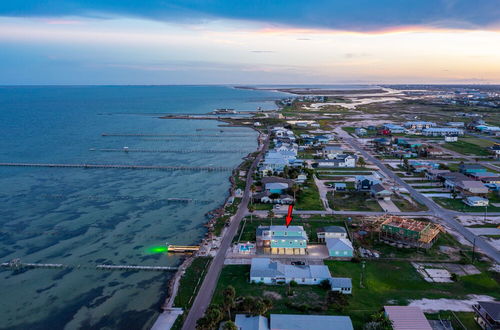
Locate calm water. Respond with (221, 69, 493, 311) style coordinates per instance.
(0, 86, 286, 330)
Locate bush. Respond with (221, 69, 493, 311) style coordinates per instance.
(289, 280, 298, 287)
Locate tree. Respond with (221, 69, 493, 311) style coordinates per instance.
(222, 321, 238, 330)
(363, 311, 393, 330)
(403, 158, 409, 172)
(319, 279, 331, 290)
(250, 184, 256, 206)
(222, 286, 236, 319)
(240, 296, 255, 314)
(451, 190, 458, 199)
(327, 291, 349, 312)
(268, 210, 275, 218)
(248, 204, 255, 223)
(358, 156, 366, 168)
(291, 184, 300, 202)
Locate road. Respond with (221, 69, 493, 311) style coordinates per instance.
(181, 134, 270, 330)
(336, 128, 500, 263)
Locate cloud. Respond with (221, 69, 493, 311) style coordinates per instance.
(0, 0, 499, 32)
(250, 50, 274, 53)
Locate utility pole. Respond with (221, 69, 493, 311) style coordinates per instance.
(471, 237, 476, 263)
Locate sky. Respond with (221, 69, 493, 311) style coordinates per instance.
(1, 0, 500, 85)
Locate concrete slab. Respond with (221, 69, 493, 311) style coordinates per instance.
(378, 199, 400, 212)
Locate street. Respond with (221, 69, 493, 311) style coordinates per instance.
(181, 134, 270, 330)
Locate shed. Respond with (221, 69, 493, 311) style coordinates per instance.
(384, 306, 432, 330)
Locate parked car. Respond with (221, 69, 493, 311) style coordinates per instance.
(291, 261, 305, 266)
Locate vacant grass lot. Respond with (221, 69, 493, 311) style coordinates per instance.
(295, 179, 323, 211)
(444, 140, 491, 156)
(328, 191, 383, 212)
(392, 195, 428, 212)
(433, 197, 500, 212)
(426, 312, 481, 330)
(211, 261, 499, 329)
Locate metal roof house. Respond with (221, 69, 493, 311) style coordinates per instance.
(235, 314, 270, 330)
(250, 258, 331, 285)
(317, 226, 348, 242)
(384, 306, 432, 330)
(270, 314, 353, 330)
(473, 301, 500, 330)
(326, 238, 353, 259)
(257, 225, 308, 255)
(235, 314, 353, 330)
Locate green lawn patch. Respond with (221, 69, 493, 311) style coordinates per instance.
(328, 191, 383, 212)
(174, 257, 212, 309)
(444, 140, 491, 156)
(391, 196, 428, 212)
(252, 203, 273, 210)
(433, 197, 500, 212)
(295, 179, 324, 211)
(426, 312, 481, 330)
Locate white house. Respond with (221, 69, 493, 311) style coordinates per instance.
(404, 121, 437, 130)
(322, 145, 344, 159)
(317, 155, 357, 168)
(444, 135, 458, 142)
(422, 127, 464, 136)
(317, 226, 348, 242)
(464, 196, 489, 207)
(250, 258, 331, 285)
(250, 258, 353, 294)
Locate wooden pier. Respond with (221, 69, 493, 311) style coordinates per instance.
(102, 133, 253, 138)
(0, 162, 233, 172)
(91, 148, 247, 154)
(1, 259, 178, 272)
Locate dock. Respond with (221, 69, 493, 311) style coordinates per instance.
(91, 148, 247, 154)
(0, 162, 233, 172)
(1, 259, 179, 272)
(166, 245, 200, 253)
(102, 133, 253, 138)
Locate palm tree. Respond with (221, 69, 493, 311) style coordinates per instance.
(250, 184, 256, 206)
(268, 210, 275, 226)
(248, 204, 255, 223)
(222, 321, 237, 330)
(222, 286, 236, 319)
(291, 184, 300, 203)
(358, 156, 366, 168)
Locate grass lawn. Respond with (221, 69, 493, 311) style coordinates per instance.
(174, 257, 212, 309)
(356, 230, 468, 261)
(342, 127, 356, 134)
(211, 261, 499, 329)
(252, 203, 273, 210)
(295, 179, 324, 211)
(234, 216, 346, 243)
(391, 196, 428, 212)
(433, 197, 500, 212)
(426, 312, 481, 330)
(328, 191, 383, 212)
(463, 137, 495, 148)
(325, 260, 500, 328)
(444, 140, 491, 156)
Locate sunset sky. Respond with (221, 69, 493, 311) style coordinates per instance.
(1, 0, 499, 85)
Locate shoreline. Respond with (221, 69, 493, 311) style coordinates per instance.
(151, 117, 264, 329)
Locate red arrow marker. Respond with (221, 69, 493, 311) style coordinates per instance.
(285, 204, 294, 227)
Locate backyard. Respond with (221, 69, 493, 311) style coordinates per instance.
(233, 216, 347, 243)
(328, 191, 383, 212)
(433, 197, 500, 212)
(210, 260, 499, 329)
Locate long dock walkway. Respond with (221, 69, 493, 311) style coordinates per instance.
(0, 162, 233, 172)
(102, 133, 253, 138)
(1, 259, 178, 272)
(91, 148, 247, 154)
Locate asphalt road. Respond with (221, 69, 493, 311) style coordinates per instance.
(344, 136, 500, 263)
(181, 134, 270, 330)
